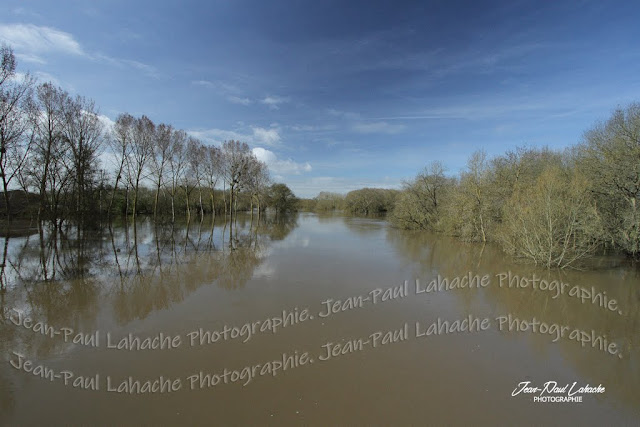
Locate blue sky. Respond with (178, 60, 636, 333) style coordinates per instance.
(1, 0, 639, 197)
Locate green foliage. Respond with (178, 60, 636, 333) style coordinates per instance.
(314, 192, 345, 211)
(268, 183, 298, 213)
(297, 198, 317, 211)
(344, 188, 398, 215)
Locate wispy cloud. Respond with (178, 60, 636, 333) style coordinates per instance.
(261, 95, 290, 110)
(192, 79, 256, 106)
(192, 79, 239, 92)
(0, 23, 84, 62)
(0, 23, 158, 77)
(351, 121, 405, 134)
(94, 53, 159, 79)
(326, 109, 405, 134)
(188, 125, 282, 147)
(227, 96, 252, 105)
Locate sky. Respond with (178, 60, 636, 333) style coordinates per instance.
(1, 0, 639, 197)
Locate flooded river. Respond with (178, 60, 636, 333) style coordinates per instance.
(0, 213, 638, 425)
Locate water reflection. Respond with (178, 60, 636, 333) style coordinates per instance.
(386, 228, 640, 414)
(0, 214, 298, 364)
(0, 214, 638, 425)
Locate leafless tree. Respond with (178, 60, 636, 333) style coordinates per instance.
(31, 82, 70, 222)
(220, 140, 254, 225)
(203, 145, 222, 216)
(61, 94, 103, 220)
(245, 157, 270, 221)
(151, 123, 172, 219)
(107, 113, 134, 216)
(166, 129, 187, 223)
(0, 45, 36, 220)
(183, 136, 204, 222)
(127, 115, 154, 218)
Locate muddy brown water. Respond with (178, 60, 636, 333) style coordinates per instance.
(0, 213, 638, 426)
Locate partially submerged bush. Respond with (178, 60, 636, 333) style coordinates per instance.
(499, 166, 602, 269)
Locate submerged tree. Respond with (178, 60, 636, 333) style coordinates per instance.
(30, 82, 70, 221)
(0, 45, 35, 220)
(268, 183, 297, 215)
(61, 94, 103, 220)
(579, 103, 640, 258)
(499, 166, 602, 268)
(107, 113, 134, 216)
(128, 115, 154, 218)
(203, 145, 222, 216)
(150, 123, 172, 219)
(166, 129, 187, 222)
(391, 161, 449, 230)
(441, 150, 497, 242)
(220, 140, 253, 223)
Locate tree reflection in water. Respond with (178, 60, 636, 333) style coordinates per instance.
(386, 227, 640, 415)
(0, 213, 298, 392)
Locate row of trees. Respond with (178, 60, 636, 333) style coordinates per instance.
(388, 103, 640, 268)
(299, 189, 398, 214)
(0, 44, 297, 225)
(300, 103, 639, 268)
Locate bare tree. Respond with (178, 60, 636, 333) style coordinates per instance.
(220, 140, 254, 239)
(31, 82, 70, 222)
(0, 45, 35, 220)
(151, 123, 172, 219)
(61, 94, 103, 220)
(500, 166, 602, 268)
(203, 145, 221, 216)
(442, 150, 496, 242)
(166, 129, 187, 223)
(187, 137, 206, 220)
(128, 115, 154, 218)
(391, 161, 448, 230)
(245, 157, 270, 221)
(107, 113, 134, 217)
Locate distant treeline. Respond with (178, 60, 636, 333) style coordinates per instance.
(0, 44, 298, 225)
(300, 103, 640, 268)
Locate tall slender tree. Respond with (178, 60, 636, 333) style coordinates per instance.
(0, 45, 35, 220)
(128, 115, 154, 218)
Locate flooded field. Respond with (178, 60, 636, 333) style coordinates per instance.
(0, 213, 639, 425)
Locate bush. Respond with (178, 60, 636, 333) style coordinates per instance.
(499, 166, 602, 269)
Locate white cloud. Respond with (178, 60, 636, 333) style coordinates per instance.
(93, 53, 159, 79)
(192, 80, 239, 92)
(188, 125, 282, 147)
(15, 52, 46, 64)
(251, 127, 281, 146)
(326, 109, 405, 134)
(227, 96, 252, 105)
(252, 147, 312, 175)
(327, 108, 361, 120)
(0, 23, 84, 62)
(188, 128, 245, 144)
(261, 96, 289, 110)
(351, 121, 405, 134)
(97, 114, 116, 132)
(0, 23, 157, 77)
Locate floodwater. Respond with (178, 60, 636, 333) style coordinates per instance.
(0, 213, 638, 426)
